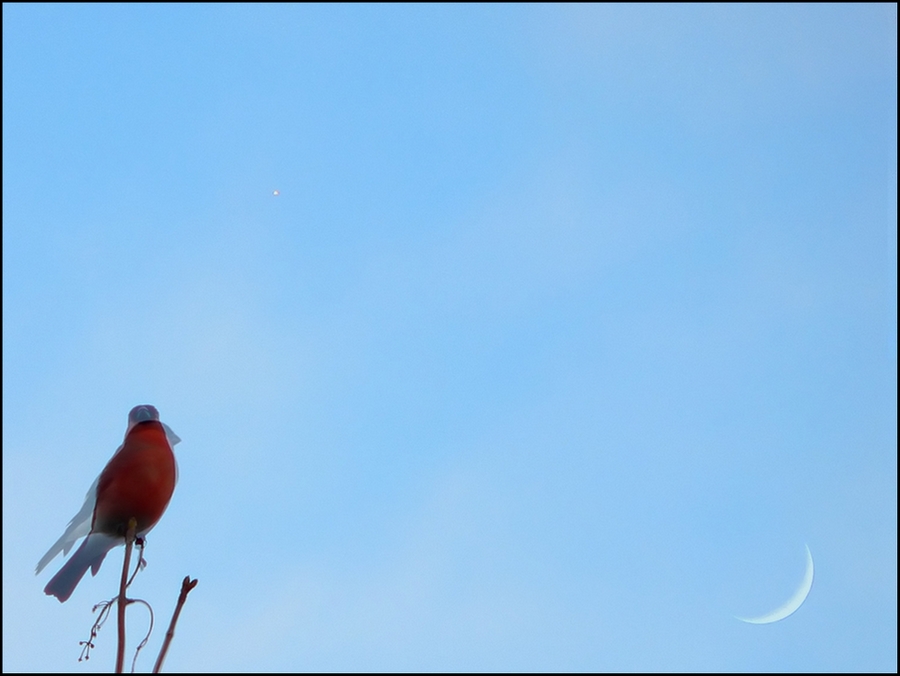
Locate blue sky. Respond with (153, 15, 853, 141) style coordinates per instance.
(3, 4, 896, 672)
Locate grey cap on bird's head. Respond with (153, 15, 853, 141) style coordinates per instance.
(129, 405, 160, 423)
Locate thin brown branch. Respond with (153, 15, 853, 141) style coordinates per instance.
(152, 576, 198, 674)
(115, 518, 137, 674)
(78, 599, 114, 662)
(129, 599, 155, 673)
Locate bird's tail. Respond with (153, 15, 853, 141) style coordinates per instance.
(43, 533, 119, 603)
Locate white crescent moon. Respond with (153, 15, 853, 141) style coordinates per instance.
(736, 544, 815, 624)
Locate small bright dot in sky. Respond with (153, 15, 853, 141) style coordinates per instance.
(273, 189, 279, 196)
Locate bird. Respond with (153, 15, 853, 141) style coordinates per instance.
(36, 405, 180, 603)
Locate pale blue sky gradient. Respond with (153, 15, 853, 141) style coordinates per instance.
(3, 4, 896, 672)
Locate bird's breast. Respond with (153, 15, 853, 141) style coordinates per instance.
(92, 421, 177, 536)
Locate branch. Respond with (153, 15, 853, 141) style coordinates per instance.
(115, 518, 137, 674)
(152, 576, 198, 673)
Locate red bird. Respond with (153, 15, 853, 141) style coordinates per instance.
(36, 405, 180, 602)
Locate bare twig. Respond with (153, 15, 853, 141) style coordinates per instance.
(78, 599, 114, 662)
(126, 536, 147, 589)
(115, 518, 138, 674)
(129, 599, 155, 673)
(152, 576, 198, 674)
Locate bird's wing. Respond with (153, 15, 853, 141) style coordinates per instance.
(35, 471, 101, 574)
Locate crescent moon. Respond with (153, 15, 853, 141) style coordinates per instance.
(736, 544, 815, 624)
